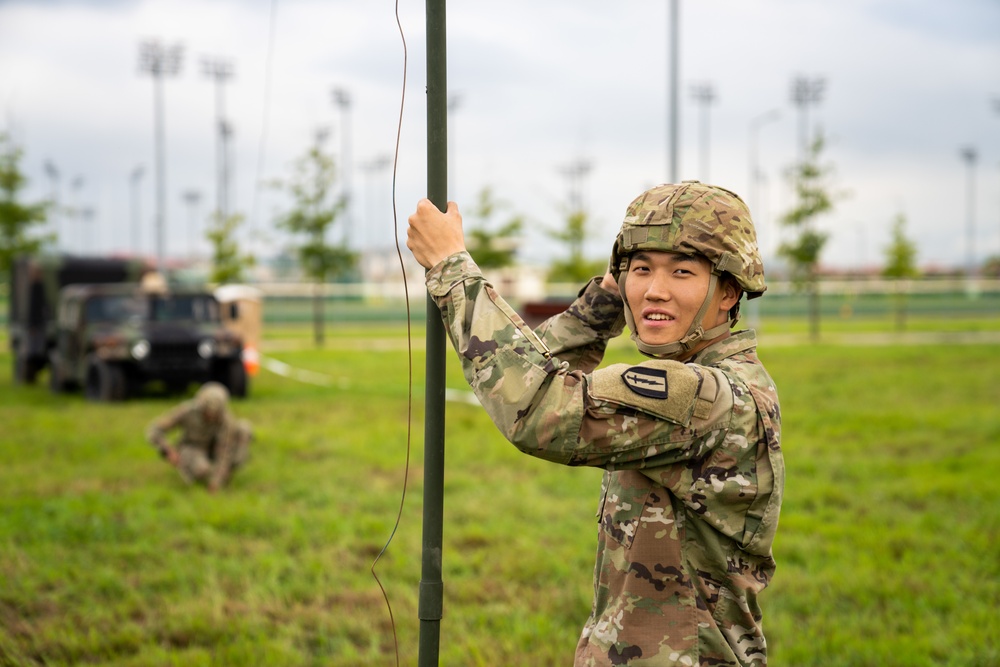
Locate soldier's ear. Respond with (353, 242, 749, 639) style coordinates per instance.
(719, 274, 740, 310)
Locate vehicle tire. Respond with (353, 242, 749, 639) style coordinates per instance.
(13, 353, 27, 385)
(13, 352, 40, 385)
(84, 356, 126, 402)
(49, 352, 67, 393)
(220, 358, 248, 398)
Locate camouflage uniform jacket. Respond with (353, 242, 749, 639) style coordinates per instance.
(146, 400, 239, 488)
(427, 252, 784, 667)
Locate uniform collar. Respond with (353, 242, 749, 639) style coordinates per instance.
(686, 329, 758, 366)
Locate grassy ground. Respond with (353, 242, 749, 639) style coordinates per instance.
(1, 317, 999, 666)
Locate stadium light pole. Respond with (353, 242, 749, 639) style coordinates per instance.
(993, 98, 1000, 257)
(359, 154, 392, 267)
(332, 87, 352, 249)
(79, 206, 96, 254)
(43, 160, 60, 248)
(447, 93, 461, 201)
(139, 39, 183, 271)
(202, 57, 234, 220)
(690, 82, 716, 182)
(790, 76, 825, 162)
(69, 176, 84, 254)
(129, 165, 145, 255)
(667, 0, 680, 182)
(182, 189, 203, 258)
(748, 109, 780, 256)
(960, 146, 978, 278)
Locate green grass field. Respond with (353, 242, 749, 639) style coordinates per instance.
(1, 318, 999, 666)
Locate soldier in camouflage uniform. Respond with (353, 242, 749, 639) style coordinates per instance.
(407, 180, 783, 666)
(147, 381, 252, 492)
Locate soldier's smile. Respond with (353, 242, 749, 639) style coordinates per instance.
(625, 250, 718, 347)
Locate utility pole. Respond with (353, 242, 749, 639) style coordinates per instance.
(960, 146, 978, 278)
(202, 57, 234, 220)
(332, 87, 352, 249)
(129, 165, 145, 255)
(689, 82, 716, 182)
(139, 39, 183, 271)
(790, 76, 825, 162)
(667, 0, 680, 183)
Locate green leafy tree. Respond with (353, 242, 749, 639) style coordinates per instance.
(206, 211, 254, 285)
(0, 133, 51, 280)
(274, 131, 354, 347)
(982, 255, 1000, 278)
(546, 208, 605, 284)
(881, 212, 919, 331)
(779, 133, 840, 341)
(465, 187, 523, 270)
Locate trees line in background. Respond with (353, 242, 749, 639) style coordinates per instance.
(2, 129, 997, 343)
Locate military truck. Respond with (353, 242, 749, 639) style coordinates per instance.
(9, 255, 151, 385)
(9, 255, 248, 401)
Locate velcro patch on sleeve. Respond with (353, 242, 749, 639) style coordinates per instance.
(591, 361, 702, 426)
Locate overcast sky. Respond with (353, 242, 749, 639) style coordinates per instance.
(2, 0, 999, 274)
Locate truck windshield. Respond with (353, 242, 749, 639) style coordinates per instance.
(150, 295, 221, 323)
(83, 295, 145, 323)
(82, 294, 221, 324)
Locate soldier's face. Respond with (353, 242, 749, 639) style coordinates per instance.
(624, 250, 732, 347)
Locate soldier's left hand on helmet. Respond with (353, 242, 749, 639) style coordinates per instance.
(407, 199, 467, 269)
(599, 271, 618, 294)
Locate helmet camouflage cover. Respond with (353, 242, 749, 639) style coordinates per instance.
(610, 181, 766, 297)
(196, 381, 230, 415)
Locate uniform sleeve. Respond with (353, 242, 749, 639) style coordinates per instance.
(146, 402, 191, 450)
(534, 276, 626, 373)
(427, 252, 735, 469)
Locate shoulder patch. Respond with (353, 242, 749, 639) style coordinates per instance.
(621, 366, 668, 399)
(591, 361, 703, 426)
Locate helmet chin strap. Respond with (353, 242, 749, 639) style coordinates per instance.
(619, 265, 733, 360)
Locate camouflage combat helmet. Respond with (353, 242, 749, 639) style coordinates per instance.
(610, 181, 766, 359)
(195, 381, 229, 417)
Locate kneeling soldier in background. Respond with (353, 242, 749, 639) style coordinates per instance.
(147, 382, 252, 492)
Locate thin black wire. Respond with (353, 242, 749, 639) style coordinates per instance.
(370, 2, 411, 666)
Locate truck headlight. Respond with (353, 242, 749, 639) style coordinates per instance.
(197, 339, 216, 359)
(131, 339, 151, 360)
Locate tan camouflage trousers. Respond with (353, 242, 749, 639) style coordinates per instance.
(176, 431, 251, 487)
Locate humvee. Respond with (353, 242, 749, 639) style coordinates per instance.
(9, 255, 248, 401)
(47, 280, 248, 401)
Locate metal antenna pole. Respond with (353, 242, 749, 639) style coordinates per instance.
(419, 1, 448, 665)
